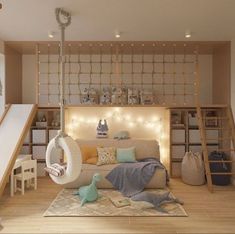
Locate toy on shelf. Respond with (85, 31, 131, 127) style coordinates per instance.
(100, 87, 111, 105)
(140, 89, 154, 105)
(36, 114, 47, 127)
(111, 87, 127, 105)
(74, 173, 102, 206)
(81, 88, 98, 105)
(128, 88, 139, 105)
(96, 119, 109, 138)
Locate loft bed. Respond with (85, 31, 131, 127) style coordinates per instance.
(3, 40, 234, 192)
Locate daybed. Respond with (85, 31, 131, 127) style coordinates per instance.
(65, 139, 167, 189)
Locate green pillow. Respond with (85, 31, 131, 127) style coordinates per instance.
(117, 147, 136, 163)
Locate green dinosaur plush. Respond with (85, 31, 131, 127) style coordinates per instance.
(74, 173, 102, 206)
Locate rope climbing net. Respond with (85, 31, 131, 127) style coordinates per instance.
(37, 42, 198, 106)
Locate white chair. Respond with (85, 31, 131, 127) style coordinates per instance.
(10, 154, 32, 197)
(14, 160, 37, 195)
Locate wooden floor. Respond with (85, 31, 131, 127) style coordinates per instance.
(0, 178, 235, 234)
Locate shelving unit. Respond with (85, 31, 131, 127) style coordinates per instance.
(170, 107, 222, 177)
(20, 107, 61, 176)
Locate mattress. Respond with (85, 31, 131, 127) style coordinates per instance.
(65, 163, 167, 189)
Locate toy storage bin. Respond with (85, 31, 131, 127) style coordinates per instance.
(172, 145, 185, 159)
(172, 129, 185, 143)
(32, 146, 46, 160)
(171, 162, 181, 177)
(49, 129, 59, 141)
(32, 129, 47, 144)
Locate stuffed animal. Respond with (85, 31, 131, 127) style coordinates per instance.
(74, 173, 102, 206)
(96, 119, 109, 138)
(100, 87, 111, 104)
(128, 88, 139, 104)
(131, 191, 183, 213)
(111, 87, 127, 105)
(81, 87, 98, 104)
(140, 89, 154, 105)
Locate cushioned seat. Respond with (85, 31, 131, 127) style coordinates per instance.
(65, 139, 167, 189)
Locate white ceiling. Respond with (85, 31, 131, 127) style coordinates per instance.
(0, 0, 235, 41)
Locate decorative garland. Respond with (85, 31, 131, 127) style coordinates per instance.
(68, 108, 163, 135)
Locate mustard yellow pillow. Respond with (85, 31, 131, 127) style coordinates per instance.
(80, 145, 98, 163)
(86, 157, 98, 165)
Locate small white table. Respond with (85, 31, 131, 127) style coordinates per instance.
(10, 154, 32, 196)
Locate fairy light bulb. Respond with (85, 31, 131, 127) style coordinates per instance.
(137, 117, 144, 123)
(125, 115, 131, 120)
(114, 107, 120, 113)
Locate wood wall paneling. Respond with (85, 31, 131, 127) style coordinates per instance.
(0, 39, 4, 54)
(212, 43, 231, 105)
(5, 44, 22, 104)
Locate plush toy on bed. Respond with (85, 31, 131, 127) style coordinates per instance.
(74, 173, 102, 206)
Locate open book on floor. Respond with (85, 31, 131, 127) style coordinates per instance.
(109, 197, 131, 208)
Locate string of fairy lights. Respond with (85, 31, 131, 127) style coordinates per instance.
(67, 107, 163, 135)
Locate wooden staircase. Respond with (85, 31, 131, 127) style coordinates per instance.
(196, 106, 235, 192)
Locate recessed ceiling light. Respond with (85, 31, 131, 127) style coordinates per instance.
(185, 31, 191, 38)
(48, 31, 55, 38)
(115, 31, 121, 38)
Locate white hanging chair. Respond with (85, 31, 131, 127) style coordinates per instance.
(46, 135, 82, 184)
(45, 8, 82, 185)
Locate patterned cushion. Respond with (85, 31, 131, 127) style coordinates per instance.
(97, 147, 117, 166)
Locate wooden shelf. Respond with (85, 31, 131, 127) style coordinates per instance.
(172, 158, 183, 162)
(189, 143, 219, 146)
(172, 142, 186, 145)
(172, 125, 185, 129)
(170, 107, 227, 178)
(31, 126, 60, 130)
(36, 104, 229, 109)
(32, 143, 47, 146)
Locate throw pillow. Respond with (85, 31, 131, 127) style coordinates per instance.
(117, 147, 136, 163)
(80, 145, 98, 163)
(97, 147, 117, 166)
(86, 157, 98, 165)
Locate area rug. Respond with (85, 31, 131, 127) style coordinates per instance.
(44, 189, 187, 217)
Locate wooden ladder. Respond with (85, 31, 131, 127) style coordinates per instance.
(197, 106, 235, 192)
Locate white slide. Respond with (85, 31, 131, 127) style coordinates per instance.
(0, 104, 37, 196)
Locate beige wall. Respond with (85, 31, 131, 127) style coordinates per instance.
(66, 106, 170, 167)
(5, 45, 22, 104)
(212, 43, 231, 104)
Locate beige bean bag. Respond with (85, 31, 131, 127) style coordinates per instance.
(181, 151, 205, 185)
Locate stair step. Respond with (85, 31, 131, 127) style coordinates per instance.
(215, 149, 235, 152)
(208, 160, 234, 163)
(204, 127, 231, 130)
(203, 117, 228, 120)
(210, 172, 235, 175)
(206, 137, 232, 141)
